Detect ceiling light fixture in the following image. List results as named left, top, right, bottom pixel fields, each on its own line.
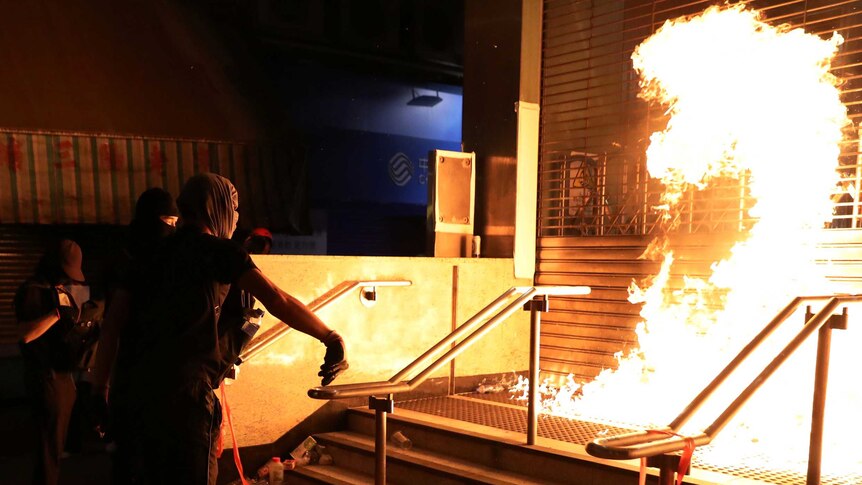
left=407, top=88, right=443, bottom=107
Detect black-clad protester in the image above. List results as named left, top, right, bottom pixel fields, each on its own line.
left=93, top=173, right=348, bottom=485
left=16, top=239, right=95, bottom=485
left=103, top=187, right=179, bottom=308
left=98, top=187, right=179, bottom=484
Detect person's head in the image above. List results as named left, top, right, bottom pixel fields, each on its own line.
left=244, top=227, right=273, bottom=255
left=135, top=187, right=179, bottom=227
left=35, top=238, right=85, bottom=285
left=176, top=173, right=239, bottom=239
left=130, top=187, right=179, bottom=244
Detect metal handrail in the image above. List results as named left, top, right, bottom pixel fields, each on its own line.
left=306, top=284, right=590, bottom=485
left=586, top=294, right=862, bottom=485
left=307, top=285, right=591, bottom=400
left=239, top=279, right=412, bottom=363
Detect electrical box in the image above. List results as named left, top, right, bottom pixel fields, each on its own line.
left=427, top=149, right=476, bottom=257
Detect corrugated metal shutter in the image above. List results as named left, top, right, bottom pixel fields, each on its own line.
left=537, top=0, right=862, bottom=383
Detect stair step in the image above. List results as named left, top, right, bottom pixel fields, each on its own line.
left=345, top=404, right=642, bottom=484
left=288, top=462, right=372, bottom=485
left=313, top=430, right=551, bottom=485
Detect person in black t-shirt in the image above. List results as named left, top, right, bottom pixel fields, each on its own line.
left=97, top=187, right=179, bottom=484
left=93, top=173, right=348, bottom=485
left=16, top=239, right=89, bottom=485
left=103, top=187, right=178, bottom=309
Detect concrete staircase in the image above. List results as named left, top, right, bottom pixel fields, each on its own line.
left=284, top=398, right=647, bottom=485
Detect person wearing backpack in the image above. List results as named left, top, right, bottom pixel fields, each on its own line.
left=16, top=238, right=97, bottom=485
left=93, top=173, right=348, bottom=485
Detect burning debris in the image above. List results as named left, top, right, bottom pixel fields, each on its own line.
left=475, top=372, right=524, bottom=394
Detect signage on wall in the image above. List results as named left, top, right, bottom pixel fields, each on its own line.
left=387, top=152, right=413, bottom=186
left=308, top=128, right=458, bottom=205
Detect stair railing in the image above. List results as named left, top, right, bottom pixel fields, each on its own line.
left=586, top=294, right=862, bottom=485
left=239, top=279, right=412, bottom=363
left=307, top=285, right=591, bottom=485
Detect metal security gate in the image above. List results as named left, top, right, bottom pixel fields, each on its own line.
left=536, top=0, right=862, bottom=383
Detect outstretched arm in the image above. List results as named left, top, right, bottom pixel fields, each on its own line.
left=237, top=268, right=348, bottom=385
left=237, top=268, right=330, bottom=339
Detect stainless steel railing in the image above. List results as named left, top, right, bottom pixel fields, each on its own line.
left=586, top=294, right=862, bottom=485
left=307, top=285, right=591, bottom=485
left=239, top=279, right=412, bottom=363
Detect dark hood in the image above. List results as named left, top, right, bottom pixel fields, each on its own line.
left=176, top=173, right=238, bottom=239
left=129, top=187, right=177, bottom=254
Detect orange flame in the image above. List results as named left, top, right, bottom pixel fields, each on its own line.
left=515, top=4, right=860, bottom=477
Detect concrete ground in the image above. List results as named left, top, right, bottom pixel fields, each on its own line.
left=0, top=399, right=112, bottom=485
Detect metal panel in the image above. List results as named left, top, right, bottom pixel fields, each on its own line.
left=396, top=393, right=861, bottom=484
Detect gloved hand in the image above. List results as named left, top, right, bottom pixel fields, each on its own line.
left=55, top=306, right=80, bottom=330
left=318, top=330, right=348, bottom=386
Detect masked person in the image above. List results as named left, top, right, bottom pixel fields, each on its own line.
left=97, top=187, right=179, bottom=484
left=104, top=187, right=179, bottom=308
left=94, top=173, right=348, bottom=485
left=16, top=239, right=93, bottom=485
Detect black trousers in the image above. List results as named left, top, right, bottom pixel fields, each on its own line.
left=124, top=378, right=222, bottom=485
left=26, top=370, right=76, bottom=485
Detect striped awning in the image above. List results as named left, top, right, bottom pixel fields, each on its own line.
left=0, top=130, right=302, bottom=229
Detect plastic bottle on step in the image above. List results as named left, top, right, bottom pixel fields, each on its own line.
left=268, top=457, right=284, bottom=485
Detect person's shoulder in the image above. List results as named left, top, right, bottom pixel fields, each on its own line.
left=213, top=235, right=250, bottom=260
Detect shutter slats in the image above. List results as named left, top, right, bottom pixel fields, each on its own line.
left=538, top=0, right=862, bottom=387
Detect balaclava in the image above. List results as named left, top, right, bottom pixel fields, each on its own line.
left=129, top=187, right=179, bottom=253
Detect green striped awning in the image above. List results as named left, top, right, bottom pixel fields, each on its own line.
left=0, top=130, right=298, bottom=229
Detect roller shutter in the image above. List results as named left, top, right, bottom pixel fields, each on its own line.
left=537, top=0, right=862, bottom=383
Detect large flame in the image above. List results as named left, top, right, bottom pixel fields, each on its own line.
left=514, top=4, right=860, bottom=478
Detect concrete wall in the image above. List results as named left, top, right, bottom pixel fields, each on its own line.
left=223, top=255, right=531, bottom=447
left=0, top=1, right=268, bottom=140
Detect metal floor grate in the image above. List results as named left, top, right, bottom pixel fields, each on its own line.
left=396, top=392, right=859, bottom=485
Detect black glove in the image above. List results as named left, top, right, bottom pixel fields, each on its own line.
left=318, top=330, right=348, bottom=386
left=54, top=306, right=80, bottom=335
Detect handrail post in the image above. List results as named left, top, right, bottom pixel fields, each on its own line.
left=646, top=455, right=686, bottom=485
left=369, top=395, right=394, bottom=485
left=525, top=294, right=549, bottom=446
left=807, top=307, right=848, bottom=485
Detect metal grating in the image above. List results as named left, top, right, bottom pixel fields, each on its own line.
left=396, top=392, right=861, bottom=485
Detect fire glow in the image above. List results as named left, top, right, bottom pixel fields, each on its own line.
left=513, top=5, right=862, bottom=477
